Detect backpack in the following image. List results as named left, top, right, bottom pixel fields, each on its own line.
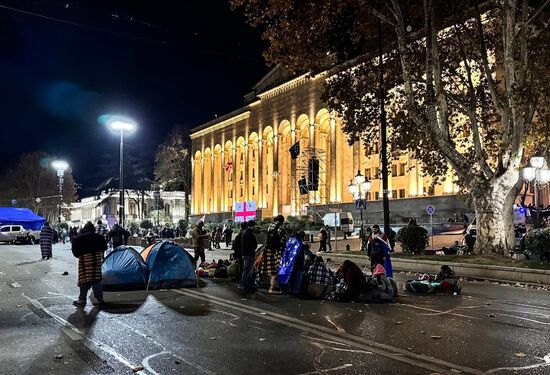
left=266, top=228, right=281, bottom=249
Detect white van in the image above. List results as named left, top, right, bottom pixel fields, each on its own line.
left=322, top=212, right=354, bottom=235
left=466, top=205, right=526, bottom=237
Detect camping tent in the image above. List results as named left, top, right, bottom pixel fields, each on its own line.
left=102, top=246, right=148, bottom=291
left=0, top=207, right=46, bottom=230
left=141, top=241, right=196, bottom=289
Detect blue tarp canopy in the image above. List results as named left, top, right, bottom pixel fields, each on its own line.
left=141, top=241, right=196, bottom=290
left=0, top=207, right=46, bottom=230
left=102, top=246, right=148, bottom=291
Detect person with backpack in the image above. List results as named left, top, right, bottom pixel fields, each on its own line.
left=261, top=215, right=287, bottom=294
left=232, top=222, right=248, bottom=275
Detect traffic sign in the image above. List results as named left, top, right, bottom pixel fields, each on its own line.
left=426, top=205, right=435, bottom=215
left=355, top=199, right=366, bottom=209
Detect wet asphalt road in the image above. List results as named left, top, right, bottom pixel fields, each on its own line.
left=1, top=243, right=549, bottom=375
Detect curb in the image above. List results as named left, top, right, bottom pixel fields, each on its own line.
left=324, top=252, right=550, bottom=286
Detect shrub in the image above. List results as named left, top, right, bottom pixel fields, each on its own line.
left=397, top=225, right=429, bottom=254
left=525, top=228, right=550, bottom=262
left=140, top=219, right=153, bottom=229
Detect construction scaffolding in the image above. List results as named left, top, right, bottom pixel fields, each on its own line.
left=291, top=147, right=329, bottom=220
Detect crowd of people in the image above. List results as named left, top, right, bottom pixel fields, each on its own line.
left=224, top=215, right=396, bottom=302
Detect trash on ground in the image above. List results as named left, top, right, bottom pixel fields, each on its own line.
left=132, top=364, right=144, bottom=372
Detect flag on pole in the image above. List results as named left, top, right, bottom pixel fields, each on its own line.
left=289, top=140, right=300, bottom=159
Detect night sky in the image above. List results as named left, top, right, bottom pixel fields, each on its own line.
left=0, top=0, right=268, bottom=196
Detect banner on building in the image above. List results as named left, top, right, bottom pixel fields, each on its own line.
left=233, top=200, right=256, bottom=223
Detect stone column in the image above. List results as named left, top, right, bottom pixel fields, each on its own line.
left=244, top=143, right=249, bottom=201
left=273, top=135, right=279, bottom=216
left=191, top=157, right=195, bottom=214
left=232, top=145, right=236, bottom=210
left=290, top=128, right=297, bottom=215
left=210, top=152, right=215, bottom=213
left=258, top=139, right=264, bottom=209
left=201, top=155, right=206, bottom=214
left=221, top=150, right=225, bottom=212
left=330, top=114, right=338, bottom=202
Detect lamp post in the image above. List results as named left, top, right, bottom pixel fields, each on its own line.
left=51, top=160, right=69, bottom=224
left=108, top=118, right=136, bottom=228
left=348, top=170, right=371, bottom=238
left=522, top=156, right=550, bottom=227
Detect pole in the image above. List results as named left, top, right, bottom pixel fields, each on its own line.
left=430, top=213, right=434, bottom=251
left=378, top=1, right=391, bottom=236
left=534, top=181, right=540, bottom=226
left=58, top=175, right=63, bottom=224
left=119, top=129, right=125, bottom=227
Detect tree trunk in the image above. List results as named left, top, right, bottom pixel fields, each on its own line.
left=471, top=175, right=518, bottom=256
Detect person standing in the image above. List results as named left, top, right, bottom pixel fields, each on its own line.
left=318, top=227, right=328, bottom=252
left=96, top=220, right=108, bottom=240
left=223, top=225, right=233, bottom=248
left=71, top=222, right=107, bottom=307
left=191, top=220, right=210, bottom=267
left=232, top=222, right=247, bottom=274
left=240, top=220, right=258, bottom=293
left=367, top=224, right=393, bottom=278
left=39, top=222, right=54, bottom=260
left=108, top=223, right=130, bottom=249
left=261, top=215, right=287, bottom=294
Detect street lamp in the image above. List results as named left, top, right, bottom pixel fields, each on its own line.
left=348, top=170, right=371, bottom=238
left=107, top=118, right=136, bottom=228
left=522, top=156, right=550, bottom=227
left=51, top=160, right=69, bottom=224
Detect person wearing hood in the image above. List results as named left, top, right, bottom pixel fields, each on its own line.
left=367, top=264, right=395, bottom=302
left=335, top=260, right=368, bottom=302
left=108, top=223, right=130, bottom=249
left=71, top=222, right=107, bottom=307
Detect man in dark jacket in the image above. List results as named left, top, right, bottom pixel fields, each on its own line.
left=232, top=222, right=247, bottom=274
left=71, top=222, right=107, bottom=307
left=240, top=220, right=258, bottom=293
left=108, top=223, right=130, bottom=249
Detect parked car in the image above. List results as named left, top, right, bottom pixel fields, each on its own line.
left=0, top=225, right=40, bottom=244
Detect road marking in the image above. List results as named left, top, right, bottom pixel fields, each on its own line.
left=10, top=282, right=21, bottom=288
left=496, top=313, right=550, bottom=326
left=142, top=351, right=167, bottom=375
left=19, top=312, right=33, bottom=322
left=21, top=293, right=146, bottom=374
left=298, top=363, right=353, bottom=374
left=62, top=326, right=83, bottom=341
left=395, top=303, right=481, bottom=320
left=174, top=289, right=484, bottom=375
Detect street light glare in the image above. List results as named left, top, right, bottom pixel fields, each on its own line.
left=530, top=156, right=545, bottom=169
left=51, top=160, right=69, bottom=170
left=110, top=120, right=136, bottom=132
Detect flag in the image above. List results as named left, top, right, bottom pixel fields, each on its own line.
left=289, top=140, right=300, bottom=159
left=224, top=160, right=233, bottom=173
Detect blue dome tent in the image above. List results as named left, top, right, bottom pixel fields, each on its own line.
left=141, top=241, right=196, bottom=290
left=102, top=246, right=148, bottom=291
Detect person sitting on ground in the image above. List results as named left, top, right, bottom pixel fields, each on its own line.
left=333, top=260, right=368, bottom=302
left=435, top=265, right=461, bottom=294
left=366, top=264, right=395, bottom=302
left=304, top=256, right=334, bottom=299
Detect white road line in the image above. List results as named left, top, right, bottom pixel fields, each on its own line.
left=19, top=312, right=33, bottom=322
left=21, top=293, right=146, bottom=374
left=496, top=313, right=550, bottom=326
left=142, top=351, right=167, bottom=375
left=174, top=289, right=484, bottom=375
left=487, top=362, right=550, bottom=373
left=395, top=303, right=481, bottom=320
left=298, top=363, right=353, bottom=374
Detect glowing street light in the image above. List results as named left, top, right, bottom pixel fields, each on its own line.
left=522, top=156, right=550, bottom=226
left=107, top=117, right=136, bottom=227
left=51, top=160, right=69, bottom=224
left=348, top=170, right=371, bottom=239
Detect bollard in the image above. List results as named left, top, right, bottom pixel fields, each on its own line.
left=346, top=244, right=350, bottom=251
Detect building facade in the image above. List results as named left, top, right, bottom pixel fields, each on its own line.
left=69, top=190, right=187, bottom=228
left=190, top=67, right=467, bottom=223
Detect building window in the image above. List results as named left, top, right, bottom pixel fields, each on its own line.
left=374, top=191, right=380, bottom=200
left=365, top=168, right=371, bottom=180
left=399, top=163, right=406, bottom=176
left=391, top=165, right=397, bottom=176
left=252, top=186, right=255, bottom=195
left=240, top=153, right=244, bottom=163
left=240, top=188, right=243, bottom=197
left=252, top=168, right=255, bottom=178
left=373, top=167, right=380, bottom=179
left=424, top=186, right=435, bottom=196
left=392, top=189, right=397, bottom=198
left=229, top=191, right=232, bottom=198
left=399, top=189, right=406, bottom=198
